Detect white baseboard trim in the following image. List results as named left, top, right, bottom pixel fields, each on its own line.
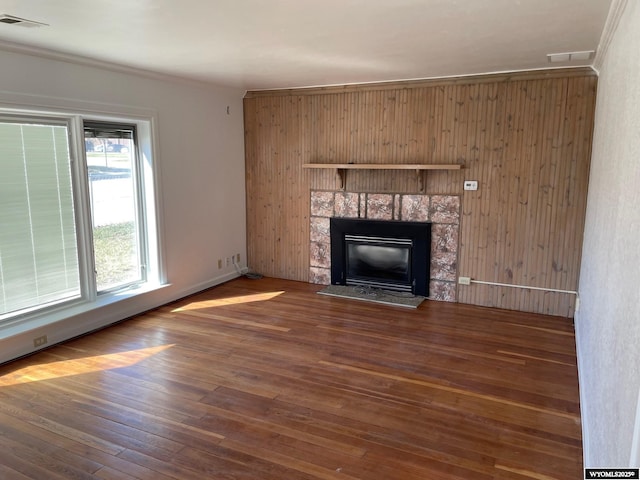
left=574, top=315, right=590, bottom=468
left=630, top=387, right=640, bottom=466
left=0, top=270, right=244, bottom=365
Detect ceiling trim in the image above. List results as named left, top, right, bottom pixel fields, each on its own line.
left=0, top=39, right=237, bottom=92
left=593, top=0, right=628, bottom=73
left=245, top=67, right=597, bottom=98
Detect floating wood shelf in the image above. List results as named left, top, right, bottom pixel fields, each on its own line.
left=302, top=163, right=463, bottom=191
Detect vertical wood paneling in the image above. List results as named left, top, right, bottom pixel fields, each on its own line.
left=244, top=70, right=597, bottom=316
left=244, top=95, right=311, bottom=280
left=455, top=74, right=596, bottom=316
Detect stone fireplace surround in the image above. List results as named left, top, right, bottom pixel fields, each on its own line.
left=309, top=191, right=460, bottom=302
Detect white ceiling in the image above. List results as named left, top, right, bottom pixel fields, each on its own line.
left=0, top=0, right=612, bottom=91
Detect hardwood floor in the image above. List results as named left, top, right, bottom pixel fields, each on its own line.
left=0, top=277, right=582, bottom=479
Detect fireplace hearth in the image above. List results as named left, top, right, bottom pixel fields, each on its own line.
left=330, top=218, right=431, bottom=297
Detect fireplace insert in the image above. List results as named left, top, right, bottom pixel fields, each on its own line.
left=330, top=218, right=431, bottom=296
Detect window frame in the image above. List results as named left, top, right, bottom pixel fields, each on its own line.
left=83, top=120, right=148, bottom=294
left=0, top=106, right=165, bottom=330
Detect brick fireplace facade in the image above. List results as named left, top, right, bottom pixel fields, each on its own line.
left=309, top=191, right=460, bottom=302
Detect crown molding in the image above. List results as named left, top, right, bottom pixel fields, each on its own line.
left=593, top=0, right=629, bottom=74
left=245, top=67, right=597, bottom=98
left=0, top=39, right=236, bottom=92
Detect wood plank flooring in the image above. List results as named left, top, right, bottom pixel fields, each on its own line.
left=0, top=277, right=582, bottom=479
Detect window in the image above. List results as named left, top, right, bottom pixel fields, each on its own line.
left=84, top=123, right=145, bottom=292
left=0, top=119, right=80, bottom=315
left=0, top=111, right=160, bottom=324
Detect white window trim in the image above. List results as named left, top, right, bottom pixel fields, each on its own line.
left=0, top=96, right=167, bottom=336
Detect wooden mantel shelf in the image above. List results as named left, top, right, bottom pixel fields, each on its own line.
left=302, top=163, right=463, bottom=191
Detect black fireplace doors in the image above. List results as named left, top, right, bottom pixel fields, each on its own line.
left=330, top=218, right=431, bottom=296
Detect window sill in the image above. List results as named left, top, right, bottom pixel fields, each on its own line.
left=0, top=282, right=170, bottom=340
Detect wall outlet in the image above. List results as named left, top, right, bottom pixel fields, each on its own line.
left=226, top=257, right=231, bottom=267
left=33, top=335, right=48, bottom=348
left=458, top=276, right=471, bottom=285
left=217, top=259, right=222, bottom=269
left=235, top=253, right=241, bottom=263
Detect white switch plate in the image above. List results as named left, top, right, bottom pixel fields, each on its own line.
left=458, top=276, right=471, bottom=285
left=464, top=180, right=478, bottom=191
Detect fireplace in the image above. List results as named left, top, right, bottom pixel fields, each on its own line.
left=310, top=191, right=460, bottom=302
left=330, top=218, right=431, bottom=296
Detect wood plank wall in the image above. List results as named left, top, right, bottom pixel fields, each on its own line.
left=244, top=69, right=597, bottom=317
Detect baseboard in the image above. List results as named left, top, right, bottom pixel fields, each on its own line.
left=0, top=271, right=243, bottom=365
left=574, top=316, right=590, bottom=468
left=630, top=388, right=640, bottom=466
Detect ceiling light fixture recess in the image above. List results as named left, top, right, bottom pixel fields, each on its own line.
left=0, top=14, right=48, bottom=28
left=547, top=50, right=595, bottom=63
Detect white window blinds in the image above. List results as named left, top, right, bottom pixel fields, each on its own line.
left=0, top=120, right=80, bottom=315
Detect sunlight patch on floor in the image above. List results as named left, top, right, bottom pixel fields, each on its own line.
left=0, top=344, right=174, bottom=386
left=171, top=291, right=285, bottom=312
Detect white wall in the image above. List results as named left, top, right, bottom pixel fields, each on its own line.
left=0, top=49, right=247, bottom=363
left=576, top=0, right=640, bottom=468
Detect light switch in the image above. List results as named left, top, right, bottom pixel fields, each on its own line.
left=464, top=180, right=478, bottom=191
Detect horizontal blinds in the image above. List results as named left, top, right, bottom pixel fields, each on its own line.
left=0, top=120, right=80, bottom=315
left=84, top=123, right=135, bottom=138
